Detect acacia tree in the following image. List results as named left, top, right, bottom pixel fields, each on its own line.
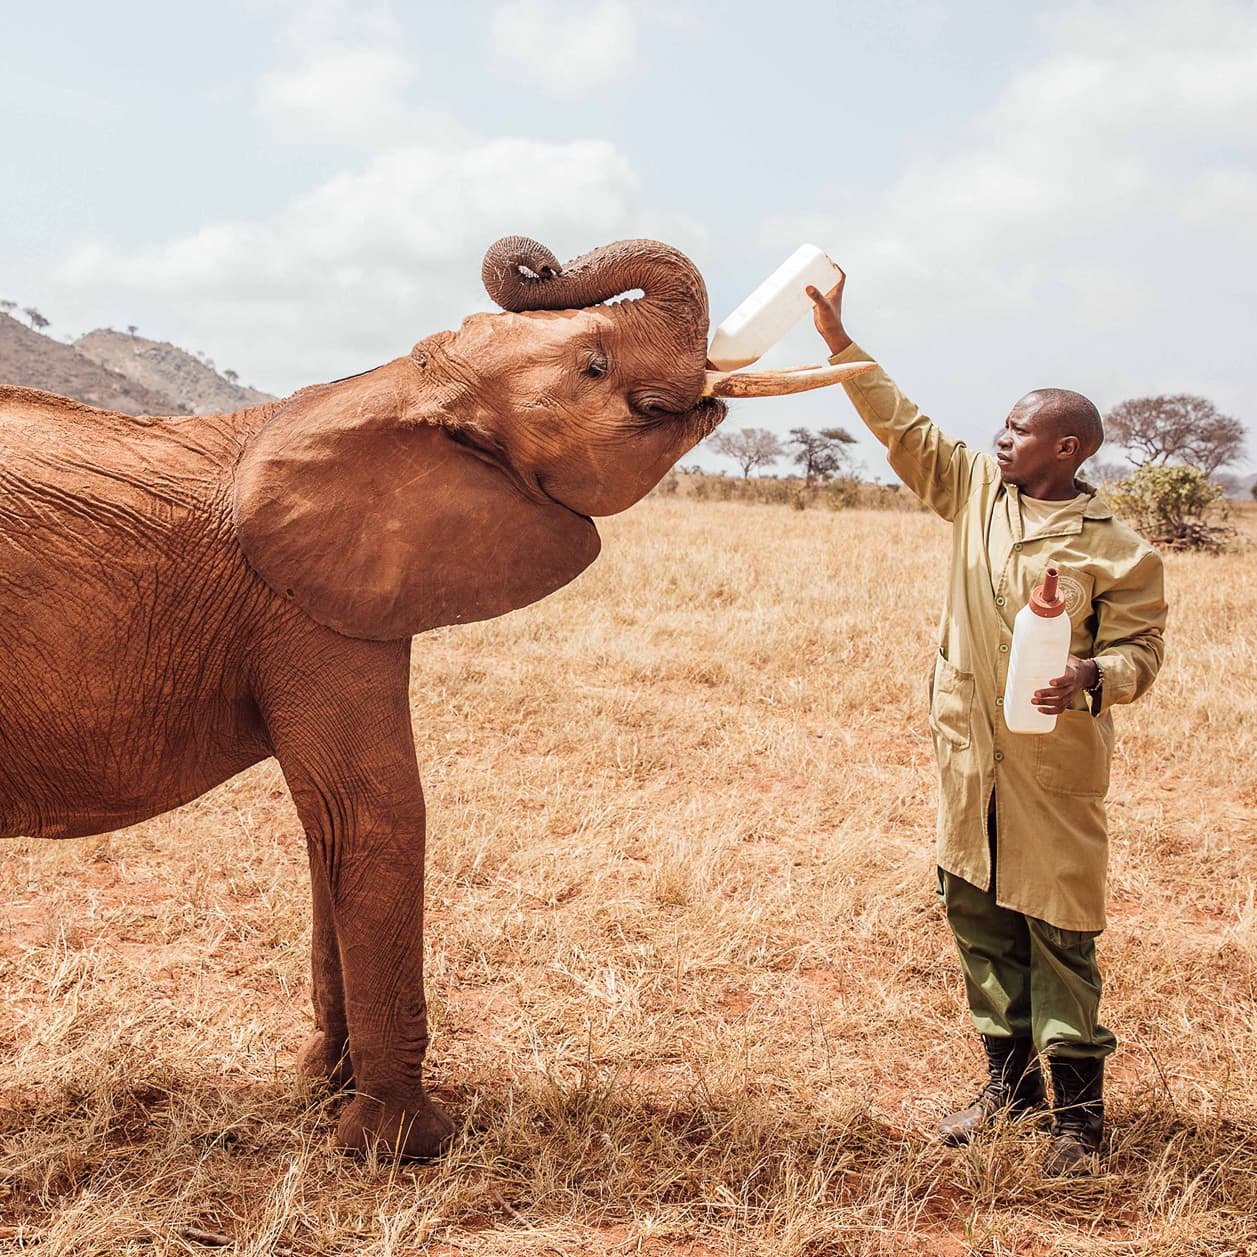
left=787, top=426, right=856, bottom=484
left=0, top=299, right=15, bottom=314
left=23, top=307, right=50, bottom=332
left=1106, top=394, right=1246, bottom=477
left=708, top=426, right=784, bottom=478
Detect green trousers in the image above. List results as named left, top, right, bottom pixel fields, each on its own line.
left=939, top=825, right=1117, bottom=1061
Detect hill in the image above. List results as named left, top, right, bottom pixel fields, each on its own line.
left=0, top=313, right=276, bottom=416
left=0, top=312, right=184, bottom=415
left=74, top=329, right=274, bottom=414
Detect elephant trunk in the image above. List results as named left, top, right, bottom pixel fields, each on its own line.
left=481, top=237, right=710, bottom=413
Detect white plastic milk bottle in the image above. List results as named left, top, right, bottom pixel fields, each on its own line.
left=1003, top=567, right=1072, bottom=735
left=707, top=244, right=844, bottom=371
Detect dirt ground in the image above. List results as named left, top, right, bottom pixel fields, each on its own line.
left=2, top=500, right=1254, bottom=1255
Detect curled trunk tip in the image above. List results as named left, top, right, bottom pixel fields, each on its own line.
left=480, top=236, right=708, bottom=329
left=481, top=237, right=562, bottom=309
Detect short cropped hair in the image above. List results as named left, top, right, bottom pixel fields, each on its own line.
left=1026, top=388, right=1104, bottom=463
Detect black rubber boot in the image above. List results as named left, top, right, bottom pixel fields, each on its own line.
left=1044, top=1057, right=1105, bottom=1176
left=939, top=1035, right=1046, bottom=1146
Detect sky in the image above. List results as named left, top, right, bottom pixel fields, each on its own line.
left=3, top=0, right=1254, bottom=481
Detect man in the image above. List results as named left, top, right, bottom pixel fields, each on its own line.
left=808, top=271, right=1166, bottom=1175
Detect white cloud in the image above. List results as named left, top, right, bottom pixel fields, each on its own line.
left=1034, top=0, right=1257, bottom=140
left=1058, top=263, right=1146, bottom=333
left=58, top=138, right=658, bottom=393
left=1183, top=170, right=1257, bottom=239
left=487, top=0, right=638, bottom=98
left=258, top=49, right=412, bottom=141
left=786, top=11, right=1240, bottom=245
left=747, top=0, right=1257, bottom=474
left=258, top=0, right=401, bottom=55
left=761, top=0, right=1257, bottom=347
left=251, top=1, right=460, bottom=148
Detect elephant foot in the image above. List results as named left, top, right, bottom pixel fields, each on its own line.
left=336, top=1093, right=455, bottom=1161
left=298, top=1030, right=354, bottom=1090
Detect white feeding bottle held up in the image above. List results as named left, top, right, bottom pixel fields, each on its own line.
left=707, top=244, right=844, bottom=371
left=1003, top=567, right=1073, bottom=735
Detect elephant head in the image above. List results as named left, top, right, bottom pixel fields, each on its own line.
left=468, top=235, right=726, bottom=518
left=234, top=236, right=870, bottom=642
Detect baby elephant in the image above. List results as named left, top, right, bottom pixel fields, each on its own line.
left=0, top=236, right=869, bottom=1157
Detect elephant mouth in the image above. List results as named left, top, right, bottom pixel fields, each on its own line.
left=677, top=395, right=728, bottom=445
left=631, top=394, right=727, bottom=440
left=692, top=396, right=728, bottom=438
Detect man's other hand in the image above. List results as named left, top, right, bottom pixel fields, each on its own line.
left=807, top=271, right=853, bottom=356
left=1034, top=657, right=1101, bottom=715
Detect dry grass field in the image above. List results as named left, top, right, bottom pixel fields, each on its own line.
left=2, top=497, right=1255, bottom=1256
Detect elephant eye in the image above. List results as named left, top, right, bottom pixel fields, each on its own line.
left=585, top=353, right=608, bottom=379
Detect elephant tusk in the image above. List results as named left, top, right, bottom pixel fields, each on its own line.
left=701, top=360, right=877, bottom=398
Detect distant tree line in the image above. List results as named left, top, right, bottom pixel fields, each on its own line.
left=705, top=424, right=858, bottom=481
left=706, top=396, right=1246, bottom=486
left=697, top=391, right=1249, bottom=551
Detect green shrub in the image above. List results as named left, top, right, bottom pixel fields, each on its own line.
left=688, top=474, right=737, bottom=502
left=823, top=475, right=863, bottom=510
left=1104, top=464, right=1233, bottom=551
left=748, top=478, right=792, bottom=506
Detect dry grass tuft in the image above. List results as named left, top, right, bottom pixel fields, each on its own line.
left=2, top=499, right=1255, bottom=1255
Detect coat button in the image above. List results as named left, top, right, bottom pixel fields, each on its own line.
left=999, top=643, right=1009, bottom=653
left=1014, top=542, right=1023, bottom=550
left=996, top=596, right=1006, bottom=606
left=994, top=751, right=1004, bottom=761
left=996, top=697, right=1004, bottom=706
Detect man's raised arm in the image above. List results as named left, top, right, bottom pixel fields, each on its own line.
left=808, top=272, right=985, bottom=522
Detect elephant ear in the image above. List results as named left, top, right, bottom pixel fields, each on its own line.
left=232, top=374, right=601, bottom=641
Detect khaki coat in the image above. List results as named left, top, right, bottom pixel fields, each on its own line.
left=833, top=344, right=1167, bottom=931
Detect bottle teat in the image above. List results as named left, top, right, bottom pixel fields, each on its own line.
left=1029, top=567, right=1066, bottom=618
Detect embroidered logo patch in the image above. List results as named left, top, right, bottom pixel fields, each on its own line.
left=1056, top=573, right=1087, bottom=617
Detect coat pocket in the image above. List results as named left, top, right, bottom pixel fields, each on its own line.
left=1034, top=709, right=1114, bottom=798
left=929, top=651, right=975, bottom=750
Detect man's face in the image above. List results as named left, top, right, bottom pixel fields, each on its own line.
left=994, top=394, right=1072, bottom=488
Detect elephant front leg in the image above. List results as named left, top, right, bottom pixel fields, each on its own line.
left=263, top=634, right=454, bottom=1160
left=327, top=827, right=453, bottom=1160
left=298, top=854, right=353, bottom=1090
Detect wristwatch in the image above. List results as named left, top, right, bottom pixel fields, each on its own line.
left=1086, top=661, right=1105, bottom=696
